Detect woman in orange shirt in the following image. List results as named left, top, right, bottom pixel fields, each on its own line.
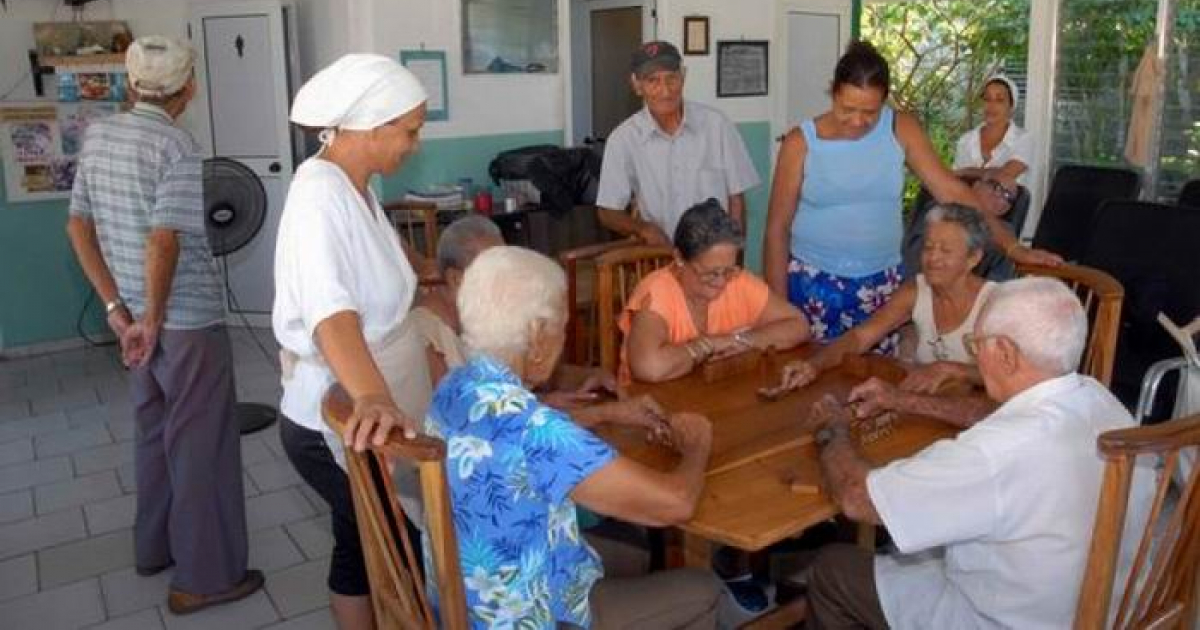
left=620, top=198, right=810, bottom=383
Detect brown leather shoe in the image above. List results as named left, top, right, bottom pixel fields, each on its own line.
left=167, top=569, right=265, bottom=615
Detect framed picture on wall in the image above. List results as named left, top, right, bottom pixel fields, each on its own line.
left=400, top=50, right=449, bottom=122
left=683, top=16, right=710, bottom=56
left=716, top=40, right=768, bottom=98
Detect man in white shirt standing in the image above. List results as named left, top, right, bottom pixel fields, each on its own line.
left=804, top=276, right=1151, bottom=629
left=596, top=41, right=760, bottom=245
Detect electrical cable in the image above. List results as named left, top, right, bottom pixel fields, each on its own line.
left=221, top=254, right=281, bottom=375
left=75, top=288, right=117, bottom=347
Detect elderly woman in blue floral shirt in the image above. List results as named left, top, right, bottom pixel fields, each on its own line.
left=426, top=246, right=720, bottom=629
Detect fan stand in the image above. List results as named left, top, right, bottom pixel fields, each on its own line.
left=204, top=160, right=279, bottom=436
left=237, top=402, right=278, bottom=434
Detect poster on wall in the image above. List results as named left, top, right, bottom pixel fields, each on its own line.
left=0, top=102, right=117, bottom=203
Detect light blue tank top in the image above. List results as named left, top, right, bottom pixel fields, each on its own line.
left=790, top=106, right=905, bottom=277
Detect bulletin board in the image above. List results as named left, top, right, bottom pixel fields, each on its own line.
left=0, top=101, right=117, bottom=203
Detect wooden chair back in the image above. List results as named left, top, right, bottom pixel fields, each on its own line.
left=1016, top=262, right=1124, bottom=387
left=322, top=385, right=468, bottom=630
left=1075, top=413, right=1200, bottom=629
left=559, top=237, right=640, bottom=364
left=383, top=201, right=440, bottom=260
left=594, top=244, right=675, bottom=373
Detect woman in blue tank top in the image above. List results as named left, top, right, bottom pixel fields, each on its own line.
left=763, top=41, right=1059, bottom=349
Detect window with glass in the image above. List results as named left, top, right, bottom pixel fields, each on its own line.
left=462, top=0, right=559, bottom=74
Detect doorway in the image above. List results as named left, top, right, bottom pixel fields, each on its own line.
left=568, top=0, right=656, bottom=145
left=770, top=0, right=851, bottom=163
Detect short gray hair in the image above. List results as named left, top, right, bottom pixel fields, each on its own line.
left=924, top=203, right=990, bottom=253
left=977, top=277, right=1087, bottom=375
left=436, top=215, right=503, bottom=274
left=673, top=198, right=743, bottom=260
left=457, top=246, right=566, bottom=358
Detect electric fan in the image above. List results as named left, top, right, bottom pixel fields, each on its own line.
left=203, top=156, right=278, bottom=434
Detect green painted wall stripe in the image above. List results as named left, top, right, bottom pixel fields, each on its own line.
left=736, top=121, right=772, bottom=275
left=852, top=0, right=862, bottom=40
left=382, top=130, right=565, bottom=200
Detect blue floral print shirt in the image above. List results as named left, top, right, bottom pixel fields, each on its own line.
left=425, top=354, right=616, bottom=629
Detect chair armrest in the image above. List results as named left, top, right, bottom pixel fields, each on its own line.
left=558, top=237, right=641, bottom=265
left=1098, top=413, right=1200, bottom=458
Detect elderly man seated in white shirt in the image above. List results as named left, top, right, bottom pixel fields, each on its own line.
left=802, top=276, right=1153, bottom=630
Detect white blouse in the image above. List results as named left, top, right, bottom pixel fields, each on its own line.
left=272, top=158, right=416, bottom=433
left=911, top=275, right=995, bottom=365
left=952, top=122, right=1033, bottom=186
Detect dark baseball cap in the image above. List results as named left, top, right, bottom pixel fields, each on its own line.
left=631, top=41, right=682, bottom=76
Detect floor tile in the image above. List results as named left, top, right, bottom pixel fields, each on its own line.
left=74, top=442, right=136, bottom=476
left=0, top=577, right=105, bottom=630
left=0, top=508, right=86, bottom=558
left=30, top=386, right=101, bottom=416
left=160, top=590, right=278, bottom=630
left=0, top=411, right=69, bottom=444
left=239, top=435, right=277, bottom=467
left=0, top=489, right=34, bottom=524
left=246, top=488, right=317, bottom=532
left=85, top=608, right=165, bottom=630
left=284, top=517, right=332, bottom=561
left=85, top=493, right=137, bottom=536
left=37, top=528, right=135, bottom=588
left=260, top=606, right=334, bottom=630
left=0, top=554, right=38, bottom=602
left=35, top=422, right=113, bottom=458
left=100, top=566, right=173, bottom=619
left=264, top=559, right=328, bottom=618
left=0, top=456, right=73, bottom=494
left=249, top=526, right=305, bottom=574
left=0, top=400, right=32, bottom=423
left=35, top=471, right=123, bottom=515
left=0, top=437, right=34, bottom=466
left=247, top=458, right=303, bottom=493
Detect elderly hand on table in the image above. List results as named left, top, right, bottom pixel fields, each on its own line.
left=898, top=362, right=961, bottom=394
left=846, top=378, right=903, bottom=419
left=665, top=411, right=713, bottom=454
left=569, top=394, right=672, bottom=443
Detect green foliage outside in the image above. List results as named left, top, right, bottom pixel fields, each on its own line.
left=862, top=0, right=1198, bottom=201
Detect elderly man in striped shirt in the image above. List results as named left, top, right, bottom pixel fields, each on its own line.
left=65, top=35, right=261, bottom=615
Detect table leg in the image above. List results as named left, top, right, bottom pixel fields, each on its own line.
left=856, top=522, right=876, bottom=550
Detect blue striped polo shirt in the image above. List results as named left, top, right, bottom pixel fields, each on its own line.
left=69, top=102, right=224, bottom=330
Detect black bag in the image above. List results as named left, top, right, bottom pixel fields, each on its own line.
left=487, top=145, right=560, bottom=184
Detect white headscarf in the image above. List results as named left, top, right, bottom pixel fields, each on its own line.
left=290, top=54, right=428, bottom=145
left=985, top=74, right=1020, bottom=110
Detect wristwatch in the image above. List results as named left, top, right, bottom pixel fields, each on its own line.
left=814, top=426, right=836, bottom=448
left=733, top=329, right=754, bottom=349
left=104, top=297, right=127, bottom=315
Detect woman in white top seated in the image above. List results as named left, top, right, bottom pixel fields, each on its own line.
left=952, top=75, right=1033, bottom=185
left=778, top=204, right=997, bottom=427
left=272, top=54, right=428, bottom=630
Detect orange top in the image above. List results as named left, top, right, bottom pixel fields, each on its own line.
left=618, top=267, right=771, bottom=383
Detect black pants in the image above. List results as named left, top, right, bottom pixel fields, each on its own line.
left=279, top=416, right=423, bottom=596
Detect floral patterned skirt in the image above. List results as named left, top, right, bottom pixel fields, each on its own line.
left=786, top=257, right=905, bottom=354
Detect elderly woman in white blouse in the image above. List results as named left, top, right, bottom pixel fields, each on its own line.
left=775, top=204, right=998, bottom=427
left=272, top=54, right=428, bottom=630
left=953, top=75, right=1033, bottom=185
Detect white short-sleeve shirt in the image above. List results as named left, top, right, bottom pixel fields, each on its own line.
left=272, top=158, right=417, bottom=433
left=596, top=100, right=760, bottom=237
left=953, top=122, right=1034, bottom=186
left=867, top=373, right=1152, bottom=630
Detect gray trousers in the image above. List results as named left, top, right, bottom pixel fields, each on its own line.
left=806, top=544, right=889, bottom=630
left=130, top=325, right=248, bottom=595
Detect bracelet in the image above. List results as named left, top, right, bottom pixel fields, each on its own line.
left=104, top=297, right=127, bottom=315
left=734, top=329, right=755, bottom=349
left=683, top=341, right=702, bottom=364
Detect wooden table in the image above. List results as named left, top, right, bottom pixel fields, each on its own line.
left=596, top=347, right=958, bottom=567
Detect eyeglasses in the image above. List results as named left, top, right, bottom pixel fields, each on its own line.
left=981, top=179, right=1017, bottom=205
left=689, top=262, right=741, bottom=285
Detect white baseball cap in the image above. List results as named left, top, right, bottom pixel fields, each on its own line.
left=126, top=36, right=195, bottom=98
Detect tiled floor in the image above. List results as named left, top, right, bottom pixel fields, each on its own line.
left=0, top=329, right=337, bottom=630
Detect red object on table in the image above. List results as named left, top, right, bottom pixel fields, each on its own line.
left=474, top=190, right=493, bottom=216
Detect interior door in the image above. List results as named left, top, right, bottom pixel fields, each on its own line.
left=188, top=0, right=297, bottom=319
left=771, top=0, right=852, bottom=164
left=591, top=7, right=643, bottom=140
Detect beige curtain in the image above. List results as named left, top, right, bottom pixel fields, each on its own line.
left=1124, top=44, right=1162, bottom=168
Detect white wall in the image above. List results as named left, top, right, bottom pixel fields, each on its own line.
left=656, top=0, right=776, bottom=124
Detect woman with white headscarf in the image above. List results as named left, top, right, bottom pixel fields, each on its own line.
left=272, top=54, right=427, bottom=630
left=952, top=75, right=1034, bottom=185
